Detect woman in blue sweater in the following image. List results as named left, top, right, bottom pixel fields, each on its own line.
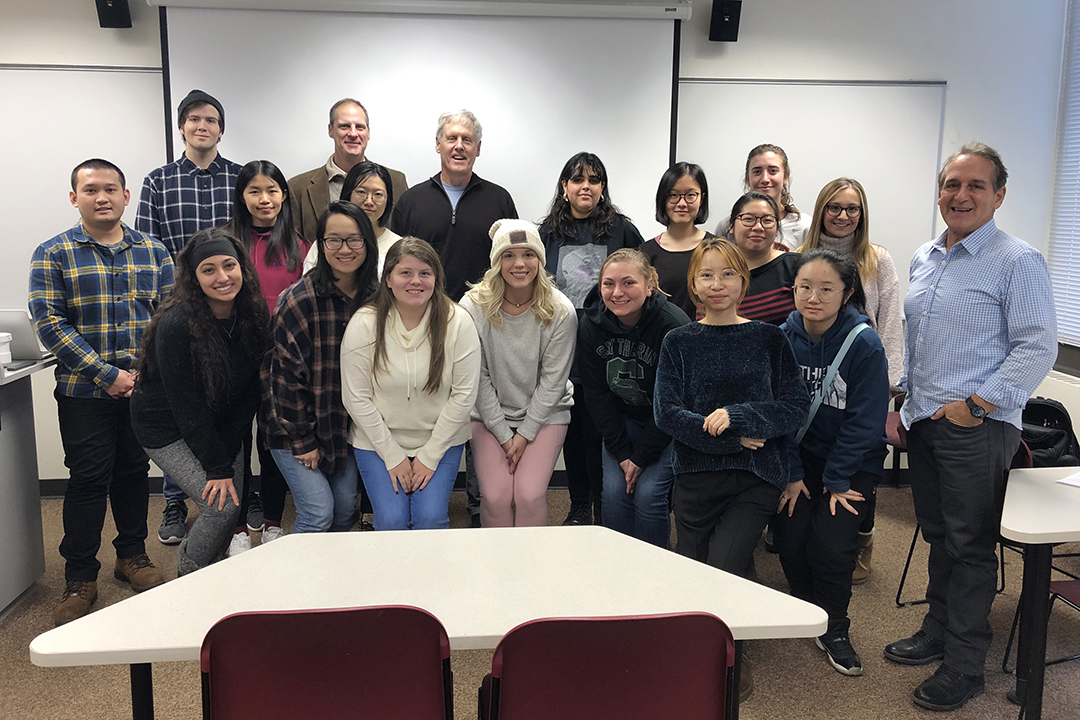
left=654, top=237, right=809, bottom=577
left=777, top=249, right=890, bottom=677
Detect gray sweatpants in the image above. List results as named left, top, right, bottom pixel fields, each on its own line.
left=145, top=440, right=244, bottom=575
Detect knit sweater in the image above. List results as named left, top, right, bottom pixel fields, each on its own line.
left=654, top=320, right=810, bottom=489
left=341, top=302, right=480, bottom=470
left=458, top=290, right=576, bottom=444
left=815, top=233, right=904, bottom=387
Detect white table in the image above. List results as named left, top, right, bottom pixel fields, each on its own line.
left=31, top=526, right=827, bottom=719
left=999, top=466, right=1080, bottom=720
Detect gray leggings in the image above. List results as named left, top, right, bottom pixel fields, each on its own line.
left=145, top=440, right=244, bottom=575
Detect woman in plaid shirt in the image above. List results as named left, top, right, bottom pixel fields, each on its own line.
left=261, top=202, right=380, bottom=533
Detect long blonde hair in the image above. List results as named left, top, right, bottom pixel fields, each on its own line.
left=465, top=257, right=563, bottom=329
left=799, top=177, right=879, bottom=282
left=365, top=237, right=452, bottom=394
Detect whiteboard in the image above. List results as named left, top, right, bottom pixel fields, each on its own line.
left=166, top=8, right=675, bottom=231
left=0, top=66, right=167, bottom=481
left=676, top=80, right=946, bottom=298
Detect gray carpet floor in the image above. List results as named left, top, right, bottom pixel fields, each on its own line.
left=3, top=486, right=1079, bottom=719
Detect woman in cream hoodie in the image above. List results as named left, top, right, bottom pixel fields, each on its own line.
left=341, top=237, right=480, bottom=530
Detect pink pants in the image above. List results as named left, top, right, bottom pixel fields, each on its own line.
left=470, top=421, right=567, bottom=527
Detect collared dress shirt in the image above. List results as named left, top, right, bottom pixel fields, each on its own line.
left=901, top=219, right=1057, bottom=430
left=135, top=154, right=242, bottom=255
left=29, top=223, right=175, bottom=399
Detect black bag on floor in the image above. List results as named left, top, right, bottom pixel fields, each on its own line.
left=1022, top=396, right=1080, bottom=467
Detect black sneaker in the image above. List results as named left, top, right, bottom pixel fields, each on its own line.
left=816, top=634, right=864, bottom=676
left=562, top=503, right=591, bottom=526
left=246, top=489, right=264, bottom=532
left=157, top=499, right=188, bottom=545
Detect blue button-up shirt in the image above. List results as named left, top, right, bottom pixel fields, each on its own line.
left=901, top=219, right=1057, bottom=430
left=135, top=154, right=242, bottom=256
left=29, top=223, right=174, bottom=399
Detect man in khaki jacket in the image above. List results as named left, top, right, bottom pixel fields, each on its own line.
left=287, top=98, right=408, bottom=241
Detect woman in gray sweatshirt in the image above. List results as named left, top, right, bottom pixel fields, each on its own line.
left=459, top=219, right=576, bottom=527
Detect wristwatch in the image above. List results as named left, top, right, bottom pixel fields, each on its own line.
left=965, top=396, right=987, bottom=419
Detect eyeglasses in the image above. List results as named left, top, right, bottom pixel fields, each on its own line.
left=793, top=284, right=841, bottom=301
left=323, top=236, right=366, bottom=250
left=735, top=213, right=777, bottom=229
left=667, top=191, right=701, bottom=204
left=696, top=269, right=742, bottom=284
left=824, top=204, right=862, bottom=218
left=352, top=188, right=387, bottom=203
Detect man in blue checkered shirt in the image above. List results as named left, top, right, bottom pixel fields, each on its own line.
left=135, top=89, right=242, bottom=542
left=884, top=143, right=1057, bottom=711
left=31, top=159, right=174, bottom=625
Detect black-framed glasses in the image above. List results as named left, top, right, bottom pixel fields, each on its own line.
left=735, top=213, right=777, bottom=229
left=323, top=236, right=366, bottom=250
left=824, top=204, right=862, bottom=218
left=667, top=191, right=701, bottom=204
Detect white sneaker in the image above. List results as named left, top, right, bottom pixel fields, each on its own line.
left=227, top=531, right=252, bottom=557
left=262, top=525, right=285, bottom=544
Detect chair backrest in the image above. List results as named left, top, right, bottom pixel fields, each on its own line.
left=488, top=612, right=735, bottom=720
left=201, top=605, right=452, bottom=720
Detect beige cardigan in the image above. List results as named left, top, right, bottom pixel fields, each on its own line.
left=341, top=302, right=480, bottom=470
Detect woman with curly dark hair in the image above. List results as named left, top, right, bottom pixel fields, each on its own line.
left=131, top=227, right=270, bottom=575
left=539, top=151, right=643, bottom=526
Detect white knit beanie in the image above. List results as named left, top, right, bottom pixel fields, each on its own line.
left=488, top=218, right=546, bottom=268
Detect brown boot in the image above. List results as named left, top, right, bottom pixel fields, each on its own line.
left=114, top=553, right=166, bottom=592
left=54, top=580, right=97, bottom=626
left=852, top=531, right=874, bottom=585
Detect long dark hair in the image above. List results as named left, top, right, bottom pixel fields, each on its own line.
left=138, top=228, right=270, bottom=409
left=793, top=248, right=868, bottom=315
left=340, top=161, right=395, bottom=229
left=310, top=201, right=380, bottom=314
left=226, top=160, right=303, bottom=272
left=365, top=237, right=453, bottom=394
left=539, top=152, right=622, bottom=244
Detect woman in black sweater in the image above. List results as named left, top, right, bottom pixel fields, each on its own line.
left=539, top=151, right=643, bottom=525
left=131, top=228, right=269, bottom=575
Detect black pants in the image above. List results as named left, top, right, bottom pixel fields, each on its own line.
left=563, top=382, right=603, bottom=508
left=908, top=417, right=1020, bottom=676
left=56, top=393, right=150, bottom=582
left=673, top=468, right=780, bottom=580
left=775, top=469, right=878, bottom=635
left=241, top=429, right=288, bottom=525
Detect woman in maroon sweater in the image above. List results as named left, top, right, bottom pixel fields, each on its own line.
left=726, top=191, right=800, bottom=326
left=224, top=160, right=310, bottom=552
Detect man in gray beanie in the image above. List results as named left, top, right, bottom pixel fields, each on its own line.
left=134, top=89, right=246, bottom=545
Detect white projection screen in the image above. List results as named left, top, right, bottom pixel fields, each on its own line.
left=165, top=8, right=675, bottom=234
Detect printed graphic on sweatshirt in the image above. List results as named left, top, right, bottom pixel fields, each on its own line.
left=803, top=365, right=848, bottom=411
left=597, top=338, right=658, bottom=407
left=558, top=244, right=608, bottom=308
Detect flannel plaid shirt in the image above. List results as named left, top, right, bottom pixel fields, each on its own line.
left=29, top=223, right=174, bottom=399
left=135, top=154, right=242, bottom=255
left=261, top=275, right=354, bottom=475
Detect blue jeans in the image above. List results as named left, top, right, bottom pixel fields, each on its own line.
left=161, top=473, right=187, bottom=503
left=271, top=449, right=358, bottom=533
left=601, top=419, right=674, bottom=548
left=353, top=445, right=464, bottom=530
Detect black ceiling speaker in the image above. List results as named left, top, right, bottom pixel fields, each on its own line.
left=96, top=0, right=133, bottom=29
left=709, top=1, right=742, bottom=42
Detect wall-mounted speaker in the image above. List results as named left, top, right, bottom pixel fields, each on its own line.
left=709, top=1, right=741, bottom=43
left=96, top=0, right=132, bottom=29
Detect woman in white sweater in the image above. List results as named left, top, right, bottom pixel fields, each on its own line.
left=797, top=177, right=903, bottom=585
left=459, top=219, right=576, bottom=527
left=341, top=237, right=480, bottom=530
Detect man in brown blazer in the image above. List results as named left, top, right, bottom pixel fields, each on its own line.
left=287, top=98, right=408, bottom=241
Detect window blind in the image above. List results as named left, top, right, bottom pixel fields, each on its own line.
left=1049, top=0, right=1080, bottom=346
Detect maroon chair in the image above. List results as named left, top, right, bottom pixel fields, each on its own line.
left=479, top=613, right=735, bottom=720
left=884, top=392, right=907, bottom=486
left=201, top=605, right=453, bottom=720
left=1004, top=579, right=1080, bottom=674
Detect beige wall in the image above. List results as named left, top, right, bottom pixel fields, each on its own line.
left=0, top=0, right=160, bottom=67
